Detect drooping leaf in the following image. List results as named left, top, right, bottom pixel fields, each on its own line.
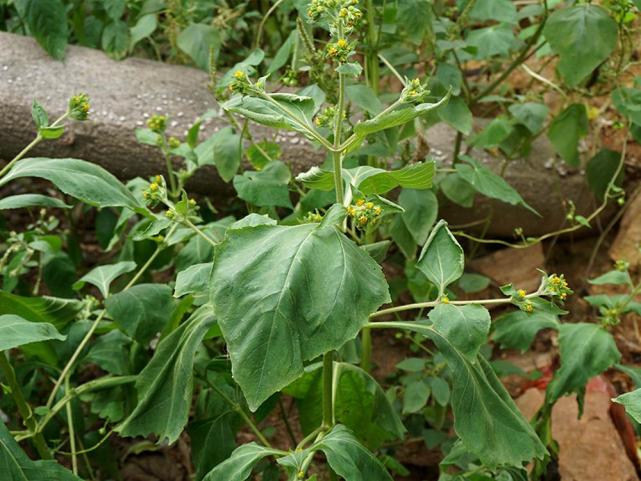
left=210, top=206, right=390, bottom=410
left=455, top=156, right=538, bottom=214
left=233, top=161, right=292, bottom=208
left=589, top=270, right=631, bottom=286
left=314, top=425, right=393, bottom=481
left=470, top=0, right=517, bottom=24
left=0, top=314, right=65, bottom=351
left=613, top=388, right=641, bottom=423
left=0, top=158, right=146, bottom=214
left=466, top=24, right=517, bottom=59
left=0, top=194, right=70, bottom=210
left=267, top=30, right=296, bottom=75
left=438, top=96, right=473, bottom=135
left=428, top=304, right=491, bottom=360
left=545, top=323, right=621, bottom=408
left=105, top=284, right=177, bottom=344
left=547, top=104, right=588, bottom=167
left=117, top=305, right=216, bottom=443
left=129, top=13, right=157, bottom=50
left=416, top=220, right=464, bottom=295
left=0, top=292, right=83, bottom=329
left=379, top=321, right=546, bottom=466
left=23, top=0, right=68, bottom=59
left=202, top=443, right=283, bottom=481
left=543, top=4, right=618, bottom=86
left=102, top=20, right=130, bottom=59
left=440, top=172, right=475, bottom=208
left=0, top=421, right=82, bottom=480
left=72, top=261, right=137, bottom=298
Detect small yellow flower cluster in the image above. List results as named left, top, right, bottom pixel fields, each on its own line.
left=401, top=79, right=430, bottom=104
left=546, top=274, right=572, bottom=301
left=314, top=106, right=339, bottom=127
left=615, top=259, right=629, bottom=272
left=326, top=38, right=353, bottom=63
left=142, top=175, right=165, bottom=206
left=523, top=300, right=534, bottom=313
left=147, top=114, right=167, bottom=133
left=229, top=70, right=252, bottom=94
left=346, top=199, right=382, bottom=229
left=69, top=93, right=91, bottom=121
left=168, top=136, right=181, bottom=149
left=307, top=0, right=361, bottom=32
left=303, top=212, right=323, bottom=223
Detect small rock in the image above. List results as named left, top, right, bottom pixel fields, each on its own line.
left=516, top=387, right=638, bottom=481
left=610, top=189, right=641, bottom=267
left=470, top=244, right=544, bottom=292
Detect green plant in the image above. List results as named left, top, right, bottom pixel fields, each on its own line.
left=3, top=1, right=641, bottom=480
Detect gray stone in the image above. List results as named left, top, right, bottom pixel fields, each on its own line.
left=0, top=31, right=324, bottom=195
left=0, top=31, right=605, bottom=236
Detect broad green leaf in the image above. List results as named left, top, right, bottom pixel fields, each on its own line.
left=589, top=270, right=631, bottom=286
left=0, top=314, right=65, bottom=351
left=398, top=189, right=438, bottom=245
left=545, top=323, right=621, bottom=408
left=382, top=322, right=546, bottom=466
left=543, top=5, right=617, bottom=86
left=416, top=220, right=464, bottom=295
left=508, top=102, right=548, bottom=134
left=177, top=23, right=221, bottom=70
left=195, top=127, right=242, bottom=181
left=353, top=95, right=450, bottom=141
left=315, top=425, right=393, bottom=481
left=175, top=262, right=213, bottom=301
left=458, top=273, right=490, bottom=294
left=438, top=96, right=473, bottom=135
left=466, top=24, right=517, bottom=59
left=105, top=284, right=177, bottom=344
left=101, top=20, right=130, bottom=59
left=73, top=261, right=137, bottom=298
left=470, top=118, right=513, bottom=148
left=0, top=158, right=145, bottom=214
left=222, top=93, right=318, bottom=138
left=0, top=194, right=70, bottom=210
left=470, top=0, right=517, bottom=24
left=202, top=443, right=283, bottom=481
left=547, top=104, right=588, bottom=167
left=245, top=141, right=281, bottom=170
left=130, top=14, right=157, bottom=50
left=336, top=62, right=363, bottom=77
left=233, top=161, right=292, bottom=208
left=612, top=86, right=641, bottom=125
left=613, top=388, right=641, bottom=423
left=493, top=303, right=561, bottom=352
left=389, top=214, right=417, bottom=259
left=117, top=305, right=216, bottom=443
left=267, top=30, right=296, bottom=74
left=210, top=208, right=390, bottom=410
left=85, top=330, right=131, bottom=375
left=0, top=421, right=82, bottom=480
left=297, top=162, right=435, bottom=195
left=346, top=85, right=384, bottom=115
left=23, top=0, right=68, bottom=59
left=455, top=156, right=537, bottom=214
left=403, top=380, right=430, bottom=414
left=0, top=292, right=82, bottom=329
left=440, top=172, right=475, bottom=208
left=586, top=149, right=623, bottom=201
left=428, top=304, right=491, bottom=360
left=231, top=214, right=277, bottom=230
left=286, top=362, right=405, bottom=448
left=397, top=0, right=432, bottom=44
left=104, top=0, right=125, bottom=20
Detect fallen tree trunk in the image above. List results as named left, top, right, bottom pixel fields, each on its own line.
left=0, top=31, right=607, bottom=236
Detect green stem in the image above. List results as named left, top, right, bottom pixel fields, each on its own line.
left=360, top=327, right=372, bottom=372
left=46, top=227, right=175, bottom=408
left=0, top=112, right=69, bottom=179
left=254, top=0, right=286, bottom=50
left=181, top=218, right=218, bottom=248
left=0, top=353, right=51, bottom=458
left=322, top=351, right=334, bottom=429
left=161, top=138, right=178, bottom=198
left=209, top=382, right=272, bottom=448
left=64, top=378, right=78, bottom=474
left=370, top=291, right=543, bottom=319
